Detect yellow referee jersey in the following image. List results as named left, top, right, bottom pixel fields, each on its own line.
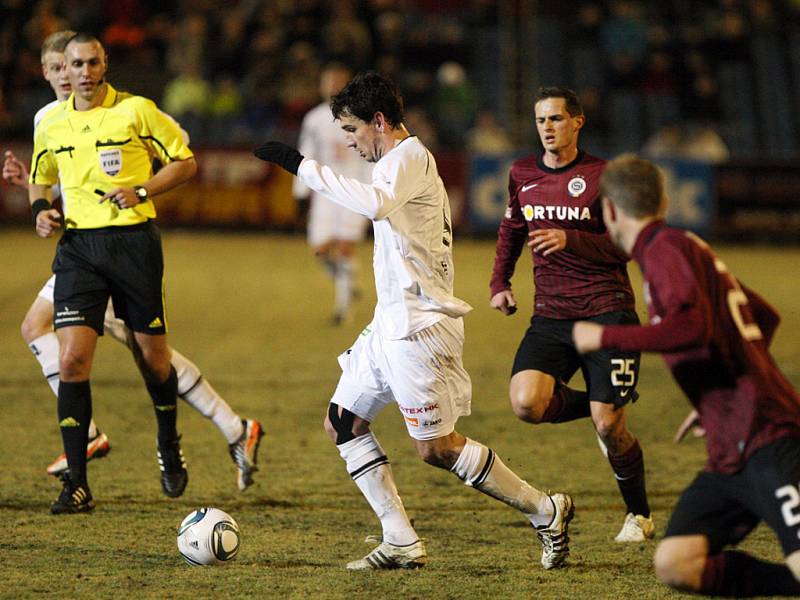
left=30, top=84, right=193, bottom=229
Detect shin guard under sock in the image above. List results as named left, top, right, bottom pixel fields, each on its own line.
left=58, top=380, right=92, bottom=484
left=608, top=439, right=650, bottom=517
left=147, top=366, right=178, bottom=443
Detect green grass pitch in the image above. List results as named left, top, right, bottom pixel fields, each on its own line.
left=1, top=229, right=798, bottom=599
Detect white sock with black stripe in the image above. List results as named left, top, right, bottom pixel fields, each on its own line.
left=171, top=349, right=244, bottom=444
left=451, top=438, right=554, bottom=528
left=29, top=332, right=60, bottom=396
left=338, top=432, right=418, bottom=546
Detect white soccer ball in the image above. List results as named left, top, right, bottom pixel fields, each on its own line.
left=177, top=508, right=241, bottom=566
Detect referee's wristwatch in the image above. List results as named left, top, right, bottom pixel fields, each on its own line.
left=134, top=185, right=149, bottom=203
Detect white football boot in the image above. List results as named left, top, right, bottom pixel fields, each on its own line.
left=346, top=539, right=427, bottom=570
left=615, top=512, right=655, bottom=542
left=535, top=493, right=575, bottom=569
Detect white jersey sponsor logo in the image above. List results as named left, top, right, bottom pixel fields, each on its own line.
left=523, top=205, right=592, bottom=221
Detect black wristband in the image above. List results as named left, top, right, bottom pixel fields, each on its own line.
left=31, top=198, right=51, bottom=221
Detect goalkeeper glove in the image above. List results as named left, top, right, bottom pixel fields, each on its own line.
left=253, top=142, right=304, bottom=175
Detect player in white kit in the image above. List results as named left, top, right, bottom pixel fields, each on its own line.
left=255, top=71, right=574, bottom=571
left=293, top=63, right=371, bottom=324
left=2, top=31, right=263, bottom=491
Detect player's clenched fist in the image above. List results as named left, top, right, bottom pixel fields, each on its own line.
left=253, top=142, right=304, bottom=175
left=35, top=207, right=62, bottom=238
left=490, top=289, right=518, bottom=315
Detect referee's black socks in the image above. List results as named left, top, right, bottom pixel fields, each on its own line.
left=147, top=366, right=179, bottom=443
left=58, top=380, right=92, bottom=485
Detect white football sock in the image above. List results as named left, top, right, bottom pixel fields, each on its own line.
left=338, top=432, right=418, bottom=546
left=334, top=257, right=353, bottom=315
left=28, top=332, right=60, bottom=395
left=451, top=438, right=554, bottom=528
left=171, top=349, right=244, bottom=444
left=319, top=255, right=337, bottom=279
left=103, top=310, right=131, bottom=346
left=29, top=332, right=99, bottom=438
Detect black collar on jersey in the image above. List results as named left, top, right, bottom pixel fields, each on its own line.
left=536, top=150, right=585, bottom=173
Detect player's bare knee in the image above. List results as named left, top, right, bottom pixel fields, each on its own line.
left=509, top=390, right=547, bottom=423
left=326, top=403, right=369, bottom=445
left=20, top=312, right=50, bottom=344
left=20, top=316, right=40, bottom=344
left=654, top=540, right=702, bottom=592
left=592, top=412, right=623, bottom=444
left=137, top=350, right=172, bottom=383
left=323, top=413, right=338, bottom=443
left=59, top=349, right=90, bottom=380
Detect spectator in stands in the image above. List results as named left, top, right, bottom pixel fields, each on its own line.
left=162, top=62, right=211, bottom=141
left=642, top=122, right=730, bottom=164
left=432, top=61, right=477, bottom=147
left=466, top=109, right=513, bottom=155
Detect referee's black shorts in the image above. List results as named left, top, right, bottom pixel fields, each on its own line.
left=664, top=436, right=800, bottom=557
left=52, top=221, right=168, bottom=335
left=511, top=310, right=641, bottom=407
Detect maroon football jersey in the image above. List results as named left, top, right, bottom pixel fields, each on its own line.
left=490, top=151, right=635, bottom=318
left=602, top=220, right=800, bottom=474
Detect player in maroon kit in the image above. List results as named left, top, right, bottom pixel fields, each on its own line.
left=490, top=87, right=653, bottom=542
left=574, top=154, right=800, bottom=597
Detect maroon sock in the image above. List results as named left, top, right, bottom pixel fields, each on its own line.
left=541, top=385, right=590, bottom=423
left=608, top=439, right=650, bottom=517
left=700, top=550, right=800, bottom=597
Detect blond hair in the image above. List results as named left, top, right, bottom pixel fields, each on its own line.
left=600, top=154, right=665, bottom=218
left=41, top=30, right=77, bottom=62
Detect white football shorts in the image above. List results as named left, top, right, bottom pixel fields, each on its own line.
left=37, top=274, right=56, bottom=303
left=330, top=316, right=472, bottom=440
left=308, top=194, right=369, bottom=247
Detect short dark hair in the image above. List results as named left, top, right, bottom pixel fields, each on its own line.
left=330, top=70, right=404, bottom=127
left=535, top=86, right=583, bottom=117
left=65, top=32, right=103, bottom=50
left=600, top=153, right=665, bottom=218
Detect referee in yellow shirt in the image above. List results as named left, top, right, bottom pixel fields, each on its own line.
left=29, top=33, right=197, bottom=513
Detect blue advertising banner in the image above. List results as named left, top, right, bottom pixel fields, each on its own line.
left=656, top=159, right=714, bottom=235
left=468, top=155, right=518, bottom=235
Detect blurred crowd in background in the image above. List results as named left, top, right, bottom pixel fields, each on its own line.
left=2, top=0, right=800, bottom=161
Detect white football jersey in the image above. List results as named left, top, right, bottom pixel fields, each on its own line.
left=297, top=135, right=472, bottom=339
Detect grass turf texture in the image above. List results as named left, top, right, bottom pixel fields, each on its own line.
left=1, top=229, right=798, bottom=599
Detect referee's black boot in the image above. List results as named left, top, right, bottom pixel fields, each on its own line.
left=51, top=470, right=95, bottom=515
left=157, top=435, right=188, bottom=498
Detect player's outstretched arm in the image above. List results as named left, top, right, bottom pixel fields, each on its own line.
left=490, top=289, right=518, bottom=316
left=3, top=150, right=29, bottom=188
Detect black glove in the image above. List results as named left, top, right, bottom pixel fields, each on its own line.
left=253, top=142, right=304, bottom=175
